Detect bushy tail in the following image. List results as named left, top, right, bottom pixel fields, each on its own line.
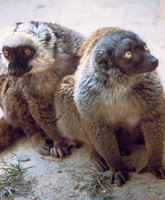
left=0, top=117, right=24, bottom=152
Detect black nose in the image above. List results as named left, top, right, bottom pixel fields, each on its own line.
left=150, top=58, right=159, bottom=68
left=135, top=54, right=159, bottom=74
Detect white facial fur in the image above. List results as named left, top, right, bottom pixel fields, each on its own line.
left=1, top=22, right=56, bottom=74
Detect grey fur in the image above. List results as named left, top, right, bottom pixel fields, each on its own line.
left=55, top=27, right=165, bottom=187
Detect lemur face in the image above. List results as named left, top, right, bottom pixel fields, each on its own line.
left=2, top=45, right=35, bottom=77
left=94, top=30, right=158, bottom=75
left=114, top=36, right=158, bottom=74
left=1, top=22, right=56, bottom=77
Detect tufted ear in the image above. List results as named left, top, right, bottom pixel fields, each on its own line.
left=95, top=49, right=112, bottom=68
left=37, top=25, right=56, bottom=47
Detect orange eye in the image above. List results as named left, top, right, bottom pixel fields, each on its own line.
left=24, top=48, right=32, bottom=56
left=144, top=45, right=149, bottom=51
left=3, top=50, right=9, bottom=57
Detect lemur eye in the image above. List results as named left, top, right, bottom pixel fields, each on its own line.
left=3, top=50, right=9, bottom=57
left=24, top=47, right=32, bottom=56
left=124, top=51, right=132, bottom=59
left=144, top=45, right=149, bottom=51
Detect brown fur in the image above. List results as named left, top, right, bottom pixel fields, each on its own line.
left=0, top=117, right=24, bottom=151
left=55, top=27, right=165, bottom=186
left=77, top=27, right=120, bottom=59
left=0, top=21, right=84, bottom=156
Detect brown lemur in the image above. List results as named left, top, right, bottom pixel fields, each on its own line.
left=54, top=27, right=165, bottom=186
left=0, top=21, right=84, bottom=156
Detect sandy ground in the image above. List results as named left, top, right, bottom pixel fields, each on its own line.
left=0, top=0, right=165, bottom=199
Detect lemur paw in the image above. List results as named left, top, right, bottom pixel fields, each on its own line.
left=110, top=165, right=135, bottom=187
left=35, top=137, right=53, bottom=156
left=110, top=170, right=129, bottom=187
left=138, top=165, right=165, bottom=179
left=50, top=139, right=78, bottom=158
left=31, top=133, right=53, bottom=156
left=50, top=145, right=71, bottom=157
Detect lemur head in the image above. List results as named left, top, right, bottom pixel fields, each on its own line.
left=92, top=29, right=158, bottom=76
left=1, top=21, right=56, bottom=77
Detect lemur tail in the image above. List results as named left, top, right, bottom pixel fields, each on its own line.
left=0, top=117, right=24, bottom=152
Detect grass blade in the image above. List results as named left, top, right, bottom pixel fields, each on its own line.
left=0, top=154, right=33, bottom=199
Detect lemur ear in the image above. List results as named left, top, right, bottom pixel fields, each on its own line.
left=95, top=49, right=111, bottom=67
left=37, top=25, right=56, bottom=47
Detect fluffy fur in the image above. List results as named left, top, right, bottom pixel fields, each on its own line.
left=0, top=21, right=84, bottom=156
left=55, top=27, right=165, bottom=186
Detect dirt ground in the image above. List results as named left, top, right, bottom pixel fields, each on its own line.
left=0, top=0, right=165, bottom=199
